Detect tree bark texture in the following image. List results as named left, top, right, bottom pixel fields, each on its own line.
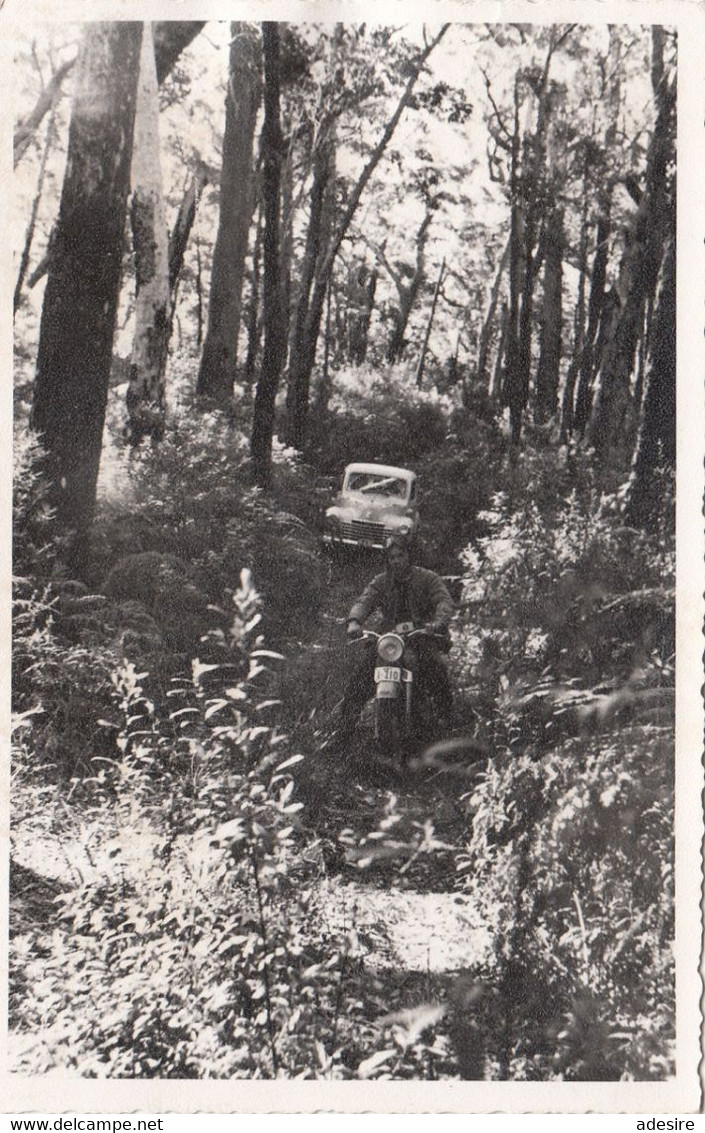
left=347, top=261, right=378, bottom=364
left=588, top=30, right=674, bottom=462
left=153, top=22, right=206, bottom=85
left=251, top=23, right=285, bottom=486
left=477, top=238, right=510, bottom=391
left=168, top=162, right=208, bottom=295
left=623, top=233, right=675, bottom=530
left=500, top=81, right=526, bottom=440
left=197, top=23, right=261, bottom=400
left=572, top=201, right=611, bottom=436
left=31, top=22, right=142, bottom=545
left=285, top=130, right=336, bottom=444
left=415, top=256, right=445, bottom=387
left=534, top=206, right=564, bottom=424
left=560, top=152, right=591, bottom=441
left=127, top=24, right=171, bottom=445
left=489, top=301, right=509, bottom=402
left=22, top=22, right=206, bottom=294
left=244, top=199, right=264, bottom=382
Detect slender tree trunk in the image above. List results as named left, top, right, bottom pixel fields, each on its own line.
left=285, top=129, right=335, bottom=433
left=623, top=234, right=675, bottom=530
left=244, top=198, right=264, bottom=383
left=386, top=209, right=434, bottom=363
left=279, top=139, right=295, bottom=354
left=588, top=30, right=674, bottom=461
left=14, top=57, right=74, bottom=168
left=501, top=81, right=525, bottom=442
left=15, top=105, right=57, bottom=312
left=573, top=202, right=611, bottom=436
left=534, top=206, right=564, bottom=424
left=286, top=24, right=450, bottom=449
left=347, top=261, right=377, bottom=364
left=502, top=33, right=566, bottom=445
left=489, top=301, right=509, bottom=402
left=560, top=154, right=591, bottom=441
left=359, top=265, right=378, bottom=363
left=31, top=23, right=142, bottom=552
left=168, top=162, right=208, bottom=296
left=127, top=24, right=170, bottom=445
left=477, top=238, right=510, bottom=390
left=415, top=256, right=446, bottom=387
left=197, top=23, right=261, bottom=400
left=312, top=279, right=334, bottom=419
left=195, top=235, right=204, bottom=348
left=251, top=23, right=284, bottom=486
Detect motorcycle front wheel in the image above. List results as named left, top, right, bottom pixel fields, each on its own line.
left=375, top=696, right=405, bottom=760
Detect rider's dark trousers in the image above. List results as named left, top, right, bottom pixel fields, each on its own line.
left=338, top=638, right=453, bottom=737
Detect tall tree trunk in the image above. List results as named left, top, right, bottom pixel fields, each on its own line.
left=588, top=29, right=674, bottom=462
left=251, top=23, right=284, bottom=486
left=415, top=256, right=446, bottom=387
left=489, top=301, right=509, bottom=402
left=30, top=23, right=142, bottom=553
left=15, top=104, right=57, bottom=312
left=195, top=235, right=204, bottom=349
left=244, top=198, right=264, bottom=382
left=500, top=80, right=525, bottom=442
left=386, top=207, right=434, bottom=363
left=623, top=234, right=675, bottom=530
left=502, top=31, right=568, bottom=445
left=279, top=139, right=295, bottom=353
left=477, top=238, right=510, bottom=390
left=347, top=261, right=377, bottom=364
left=197, top=23, right=261, bottom=400
left=168, top=162, right=208, bottom=296
left=285, top=130, right=336, bottom=440
left=534, top=206, right=564, bottom=424
left=127, top=24, right=170, bottom=445
left=22, top=24, right=204, bottom=288
left=286, top=24, right=450, bottom=449
left=572, top=201, right=611, bottom=436
left=560, top=152, right=591, bottom=441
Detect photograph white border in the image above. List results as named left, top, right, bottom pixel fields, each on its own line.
left=2, top=0, right=702, bottom=1114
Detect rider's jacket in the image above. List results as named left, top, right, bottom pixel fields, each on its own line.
left=348, top=566, right=454, bottom=633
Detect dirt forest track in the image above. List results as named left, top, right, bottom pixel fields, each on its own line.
left=273, top=543, right=489, bottom=960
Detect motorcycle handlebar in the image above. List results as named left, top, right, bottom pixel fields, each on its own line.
left=351, top=627, right=444, bottom=643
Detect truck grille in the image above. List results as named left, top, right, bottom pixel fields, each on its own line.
left=341, top=520, right=387, bottom=544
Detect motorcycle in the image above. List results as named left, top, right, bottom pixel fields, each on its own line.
left=353, top=622, right=446, bottom=760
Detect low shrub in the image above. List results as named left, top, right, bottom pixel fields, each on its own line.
left=10, top=575, right=373, bottom=1078
left=457, top=724, right=674, bottom=1080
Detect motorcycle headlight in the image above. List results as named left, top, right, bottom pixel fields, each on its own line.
left=377, top=633, right=403, bottom=663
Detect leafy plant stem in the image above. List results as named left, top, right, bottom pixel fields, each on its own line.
left=572, top=888, right=591, bottom=988
left=248, top=838, right=279, bottom=1077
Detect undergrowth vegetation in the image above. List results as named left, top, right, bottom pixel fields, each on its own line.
left=11, top=369, right=676, bottom=1080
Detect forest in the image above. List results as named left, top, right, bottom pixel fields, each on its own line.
left=10, top=19, right=679, bottom=1083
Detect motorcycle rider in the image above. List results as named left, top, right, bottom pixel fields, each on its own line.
left=336, top=534, right=454, bottom=746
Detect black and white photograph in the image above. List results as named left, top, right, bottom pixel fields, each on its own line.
left=4, top=0, right=703, bottom=1115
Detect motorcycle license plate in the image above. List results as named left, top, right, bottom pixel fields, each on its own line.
left=375, top=666, right=401, bottom=682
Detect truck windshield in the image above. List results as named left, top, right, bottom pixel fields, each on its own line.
left=346, top=473, right=408, bottom=499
